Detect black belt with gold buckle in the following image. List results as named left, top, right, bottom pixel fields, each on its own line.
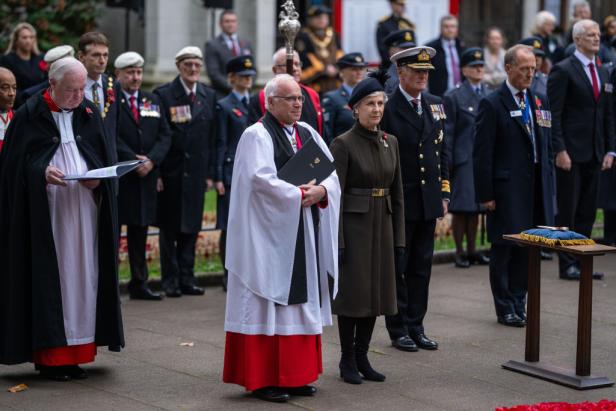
left=346, top=188, right=390, bottom=197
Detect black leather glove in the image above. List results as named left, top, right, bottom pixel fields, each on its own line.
left=338, top=248, right=345, bottom=266
left=394, top=247, right=407, bottom=275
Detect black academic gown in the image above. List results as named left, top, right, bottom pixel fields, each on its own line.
left=0, top=94, right=124, bottom=365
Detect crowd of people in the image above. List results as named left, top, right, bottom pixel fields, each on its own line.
left=0, top=0, right=615, bottom=404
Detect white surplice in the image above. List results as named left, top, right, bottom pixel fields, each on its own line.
left=46, top=110, right=99, bottom=346
left=224, top=121, right=341, bottom=336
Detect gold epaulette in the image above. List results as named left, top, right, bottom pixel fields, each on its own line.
left=441, top=179, right=451, bottom=193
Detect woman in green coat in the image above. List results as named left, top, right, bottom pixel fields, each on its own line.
left=330, top=72, right=405, bottom=385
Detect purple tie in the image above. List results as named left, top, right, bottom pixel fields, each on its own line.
left=449, top=42, right=461, bottom=86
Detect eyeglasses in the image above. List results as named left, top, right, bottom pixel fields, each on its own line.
left=272, top=95, right=305, bottom=103
left=275, top=62, right=303, bottom=69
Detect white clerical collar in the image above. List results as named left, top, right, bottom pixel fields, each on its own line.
left=505, top=79, right=526, bottom=100
left=574, top=49, right=596, bottom=67
left=179, top=76, right=197, bottom=95
left=399, top=84, right=421, bottom=103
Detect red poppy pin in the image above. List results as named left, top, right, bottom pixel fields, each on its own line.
left=38, top=60, right=48, bottom=72
left=107, top=87, right=115, bottom=104
left=535, top=96, right=542, bottom=108
left=85, top=106, right=93, bottom=115
left=232, top=108, right=243, bottom=117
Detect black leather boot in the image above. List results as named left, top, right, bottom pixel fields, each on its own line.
left=355, top=317, right=385, bottom=382
left=337, top=316, right=362, bottom=384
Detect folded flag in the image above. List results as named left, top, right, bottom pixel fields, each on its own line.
left=520, top=227, right=595, bottom=246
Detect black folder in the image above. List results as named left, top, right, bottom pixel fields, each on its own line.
left=277, top=137, right=336, bottom=186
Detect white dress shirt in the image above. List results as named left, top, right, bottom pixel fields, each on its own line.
left=573, top=49, right=602, bottom=90
left=85, top=76, right=105, bottom=116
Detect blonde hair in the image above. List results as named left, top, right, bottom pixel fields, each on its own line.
left=5, top=22, right=40, bottom=55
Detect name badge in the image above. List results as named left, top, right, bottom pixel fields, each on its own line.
left=510, top=110, right=522, bottom=118
left=170, top=105, right=192, bottom=123
left=605, top=83, right=614, bottom=93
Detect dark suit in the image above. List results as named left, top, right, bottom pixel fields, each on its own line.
left=154, top=76, right=217, bottom=291
left=425, top=37, right=465, bottom=97
left=547, top=54, right=615, bottom=273
left=322, top=85, right=353, bottom=144
left=443, top=81, right=485, bottom=213
left=375, top=14, right=415, bottom=69
left=381, top=88, right=450, bottom=338
left=117, top=90, right=171, bottom=293
left=204, top=34, right=253, bottom=97
left=474, top=83, right=555, bottom=317
left=598, top=69, right=616, bottom=245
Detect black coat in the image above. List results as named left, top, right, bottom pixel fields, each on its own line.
left=0, top=52, right=46, bottom=107
left=547, top=55, right=615, bottom=163
left=424, top=37, right=465, bottom=97
left=322, top=86, right=354, bottom=144
left=116, top=90, right=171, bottom=226
left=598, top=69, right=616, bottom=211
left=154, top=76, right=217, bottom=233
left=214, top=92, right=254, bottom=229
left=443, top=81, right=485, bottom=213
left=0, top=94, right=124, bottom=364
left=381, top=89, right=450, bottom=221
left=473, top=83, right=556, bottom=244
left=204, top=34, right=253, bottom=97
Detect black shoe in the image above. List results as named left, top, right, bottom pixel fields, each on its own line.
left=129, top=287, right=163, bottom=301
left=180, top=285, right=205, bottom=295
left=497, top=313, right=526, bottom=327
left=559, top=265, right=580, bottom=281
left=285, top=385, right=317, bottom=396
left=391, top=335, right=418, bottom=352
left=164, top=287, right=182, bottom=298
left=593, top=271, right=605, bottom=280
left=252, top=387, right=290, bottom=403
left=540, top=251, right=553, bottom=261
left=454, top=254, right=471, bottom=268
left=339, top=355, right=362, bottom=384
left=64, top=365, right=88, bottom=380
left=410, top=333, right=438, bottom=350
left=468, top=253, right=490, bottom=265
left=38, top=365, right=71, bottom=382
left=517, top=312, right=527, bottom=322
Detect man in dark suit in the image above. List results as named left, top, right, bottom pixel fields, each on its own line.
left=204, top=10, right=253, bottom=98
left=375, top=0, right=415, bottom=69
left=443, top=48, right=490, bottom=269
left=250, top=48, right=323, bottom=136
left=381, top=46, right=450, bottom=352
left=114, top=51, right=171, bottom=301
left=425, top=15, right=465, bottom=97
left=548, top=19, right=615, bottom=281
left=214, top=55, right=257, bottom=291
left=474, top=44, right=556, bottom=327
left=77, top=32, right=119, bottom=166
left=321, top=53, right=367, bottom=143
left=154, top=46, right=217, bottom=298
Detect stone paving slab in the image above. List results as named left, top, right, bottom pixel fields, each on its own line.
left=1, top=254, right=615, bottom=410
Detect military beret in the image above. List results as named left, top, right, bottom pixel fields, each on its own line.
left=348, top=70, right=389, bottom=109
left=114, top=51, right=144, bottom=69
left=517, top=36, right=545, bottom=57
left=337, top=52, right=368, bottom=69
left=460, top=47, right=484, bottom=67
left=383, top=29, right=416, bottom=49
left=44, top=45, right=74, bottom=64
left=226, top=55, right=256, bottom=75
left=175, top=46, right=203, bottom=63
left=307, top=5, right=331, bottom=17
left=391, top=46, right=436, bottom=70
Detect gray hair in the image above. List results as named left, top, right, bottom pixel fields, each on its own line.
left=533, top=11, right=556, bottom=33
left=264, top=74, right=296, bottom=110
left=49, top=57, right=87, bottom=83
left=272, top=47, right=300, bottom=66
left=504, top=44, right=534, bottom=66
left=572, top=19, right=599, bottom=40
left=572, top=1, right=590, bottom=17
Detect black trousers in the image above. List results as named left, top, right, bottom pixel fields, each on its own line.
left=385, top=219, right=436, bottom=339
left=555, top=162, right=600, bottom=273
left=604, top=210, right=616, bottom=245
left=159, top=229, right=198, bottom=290
left=489, top=244, right=528, bottom=316
left=126, top=225, right=150, bottom=293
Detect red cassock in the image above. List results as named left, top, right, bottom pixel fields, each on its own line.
left=223, top=332, right=322, bottom=391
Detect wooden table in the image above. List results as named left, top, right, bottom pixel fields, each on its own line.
left=501, top=234, right=616, bottom=390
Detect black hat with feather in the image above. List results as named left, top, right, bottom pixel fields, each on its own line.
left=348, top=69, right=389, bottom=109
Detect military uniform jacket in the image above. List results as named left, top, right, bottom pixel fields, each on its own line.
left=296, top=27, right=344, bottom=93
left=381, top=88, right=450, bottom=221
left=322, top=86, right=354, bottom=144
left=116, top=89, right=171, bottom=226
left=473, top=83, right=555, bottom=244
left=531, top=72, right=548, bottom=98
left=376, top=14, right=416, bottom=68
left=154, top=76, right=217, bottom=233
left=443, top=81, right=484, bottom=213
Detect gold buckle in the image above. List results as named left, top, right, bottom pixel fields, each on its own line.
left=372, top=188, right=385, bottom=197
